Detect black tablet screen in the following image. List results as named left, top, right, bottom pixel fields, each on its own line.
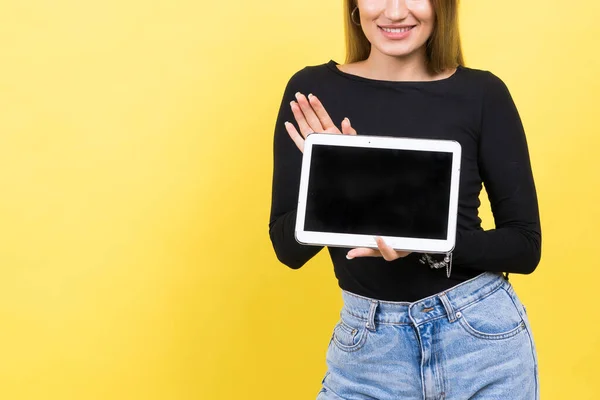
left=304, top=144, right=453, bottom=239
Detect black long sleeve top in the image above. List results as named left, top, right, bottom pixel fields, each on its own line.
left=269, top=60, right=541, bottom=302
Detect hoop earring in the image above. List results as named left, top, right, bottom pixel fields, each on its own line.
left=351, top=6, right=361, bottom=26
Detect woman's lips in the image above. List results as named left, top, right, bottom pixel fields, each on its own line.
left=378, top=25, right=416, bottom=40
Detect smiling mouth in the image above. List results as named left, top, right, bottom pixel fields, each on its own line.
left=379, top=26, right=415, bottom=33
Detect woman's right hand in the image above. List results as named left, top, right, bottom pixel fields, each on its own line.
left=285, top=92, right=357, bottom=153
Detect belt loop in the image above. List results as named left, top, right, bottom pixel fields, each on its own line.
left=366, top=300, right=378, bottom=332
left=439, top=292, right=457, bottom=323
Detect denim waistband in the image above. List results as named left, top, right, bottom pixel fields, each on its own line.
left=341, top=272, right=509, bottom=327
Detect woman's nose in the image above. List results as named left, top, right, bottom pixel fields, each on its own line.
left=384, top=0, right=409, bottom=21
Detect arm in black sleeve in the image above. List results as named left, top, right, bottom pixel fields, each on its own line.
left=268, top=70, right=323, bottom=269
left=453, top=72, right=542, bottom=274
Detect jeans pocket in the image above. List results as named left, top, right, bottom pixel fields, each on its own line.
left=456, top=287, right=526, bottom=340
left=332, top=315, right=368, bottom=352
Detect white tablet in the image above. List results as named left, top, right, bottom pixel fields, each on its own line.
left=295, top=133, right=462, bottom=253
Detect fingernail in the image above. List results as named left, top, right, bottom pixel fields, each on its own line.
left=346, top=253, right=354, bottom=260
left=343, top=117, right=349, bottom=123
left=295, top=92, right=301, bottom=99
left=308, top=93, right=314, bottom=99
left=284, top=121, right=290, bottom=126
left=290, top=101, right=295, bottom=107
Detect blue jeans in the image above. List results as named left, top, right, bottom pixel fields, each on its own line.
left=317, top=272, right=538, bottom=400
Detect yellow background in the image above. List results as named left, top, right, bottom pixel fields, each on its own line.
left=0, top=0, right=598, bottom=398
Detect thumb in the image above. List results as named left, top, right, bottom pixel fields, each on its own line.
left=341, top=117, right=357, bottom=135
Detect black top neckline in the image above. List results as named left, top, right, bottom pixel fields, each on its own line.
left=326, top=59, right=463, bottom=86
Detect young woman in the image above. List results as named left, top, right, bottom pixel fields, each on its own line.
left=269, top=1, right=541, bottom=399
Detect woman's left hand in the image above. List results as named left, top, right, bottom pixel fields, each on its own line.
left=346, top=237, right=412, bottom=261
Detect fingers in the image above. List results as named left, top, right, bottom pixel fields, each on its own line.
left=290, top=101, right=313, bottom=138
left=346, top=237, right=411, bottom=261
left=375, top=237, right=398, bottom=261
left=284, top=121, right=304, bottom=153
left=341, top=117, right=357, bottom=135
left=307, top=94, right=338, bottom=133
left=294, top=92, right=324, bottom=134
left=346, top=247, right=381, bottom=259
left=288, top=92, right=356, bottom=151
left=291, top=92, right=357, bottom=138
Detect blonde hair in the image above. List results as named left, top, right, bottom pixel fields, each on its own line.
left=344, top=0, right=465, bottom=74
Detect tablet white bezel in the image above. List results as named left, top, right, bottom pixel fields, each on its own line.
left=295, top=133, right=462, bottom=254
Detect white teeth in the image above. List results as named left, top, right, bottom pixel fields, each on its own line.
left=381, top=27, right=412, bottom=33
